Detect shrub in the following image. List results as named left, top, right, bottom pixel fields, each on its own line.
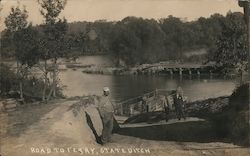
left=0, top=63, right=18, bottom=96
left=0, top=63, right=64, bottom=101
left=229, top=83, right=249, bottom=146
left=211, top=83, right=249, bottom=146
left=229, top=83, right=249, bottom=111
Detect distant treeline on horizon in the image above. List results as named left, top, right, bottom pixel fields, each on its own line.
left=1, top=11, right=247, bottom=66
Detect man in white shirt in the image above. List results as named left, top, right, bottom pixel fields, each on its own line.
left=97, top=87, right=114, bottom=144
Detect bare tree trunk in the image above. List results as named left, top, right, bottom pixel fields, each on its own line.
left=47, top=57, right=57, bottom=101
left=239, top=0, right=250, bottom=82
left=42, top=60, right=48, bottom=102
left=247, top=4, right=250, bottom=148
left=17, top=61, right=24, bottom=100
left=52, top=58, right=57, bottom=97
left=248, top=4, right=250, bottom=83
left=19, top=80, right=23, bottom=99
left=179, top=46, right=182, bottom=63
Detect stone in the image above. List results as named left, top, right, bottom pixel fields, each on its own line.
left=0, top=101, right=4, bottom=111
left=4, top=103, right=17, bottom=110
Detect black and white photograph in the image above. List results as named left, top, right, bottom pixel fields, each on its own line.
left=0, top=0, right=249, bottom=155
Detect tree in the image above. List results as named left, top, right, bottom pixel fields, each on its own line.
left=4, top=6, right=29, bottom=100
left=110, top=17, right=166, bottom=66
left=110, top=21, right=142, bottom=66
left=38, top=0, right=68, bottom=101
left=1, top=30, right=16, bottom=58
left=238, top=1, right=249, bottom=78
left=213, top=12, right=247, bottom=73
left=4, top=7, right=28, bottom=32
left=13, top=25, right=40, bottom=67
left=12, top=25, right=40, bottom=100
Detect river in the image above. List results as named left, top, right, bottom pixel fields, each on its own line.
left=58, top=56, right=238, bottom=102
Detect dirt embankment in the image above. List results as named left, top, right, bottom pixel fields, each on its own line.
left=1, top=96, right=250, bottom=156
left=1, top=98, right=100, bottom=155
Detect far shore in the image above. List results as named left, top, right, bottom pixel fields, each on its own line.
left=1, top=56, right=245, bottom=78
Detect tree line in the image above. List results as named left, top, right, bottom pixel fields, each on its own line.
left=2, top=10, right=247, bottom=67
left=56, top=12, right=247, bottom=67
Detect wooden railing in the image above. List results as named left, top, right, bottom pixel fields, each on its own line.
left=113, top=89, right=172, bottom=117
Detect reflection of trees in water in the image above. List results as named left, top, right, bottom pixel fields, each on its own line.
left=59, top=68, right=236, bottom=102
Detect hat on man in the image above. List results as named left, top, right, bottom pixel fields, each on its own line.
left=103, top=87, right=110, bottom=92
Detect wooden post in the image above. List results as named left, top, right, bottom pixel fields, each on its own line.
left=120, top=103, right=123, bottom=115
left=197, top=70, right=200, bottom=75
left=197, top=70, right=201, bottom=79
left=239, top=0, right=249, bottom=80
left=129, top=105, right=133, bottom=117
left=179, top=68, right=183, bottom=76
left=188, top=69, right=192, bottom=75
left=238, top=0, right=250, bottom=146
left=209, top=70, right=213, bottom=79
left=170, top=69, right=173, bottom=75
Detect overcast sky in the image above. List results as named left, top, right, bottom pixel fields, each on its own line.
left=0, top=0, right=243, bottom=31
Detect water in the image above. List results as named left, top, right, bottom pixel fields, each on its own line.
left=58, top=56, right=238, bottom=102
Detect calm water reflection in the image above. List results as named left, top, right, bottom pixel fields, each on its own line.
left=59, top=56, right=237, bottom=102
left=59, top=69, right=237, bottom=102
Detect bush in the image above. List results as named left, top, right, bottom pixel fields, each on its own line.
left=230, top=110, right=249, bottom=146
left=229, top=83, right=249, bottom=146
left=0, top=63, right=18, bottom=96
left=0, top=63, right=64, bottom=101
left=211, top=83, right=249, bottom=146
left=21, top=77, right=64, bottom=102
left=229, top=83, right=249, bottom=111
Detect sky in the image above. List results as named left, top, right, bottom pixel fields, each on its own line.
left=0, top=0, right=243, bottom=31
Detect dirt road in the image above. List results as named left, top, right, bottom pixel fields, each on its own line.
left=1, top=99, right=249, bottom=156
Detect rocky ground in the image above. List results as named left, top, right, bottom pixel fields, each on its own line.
left=1, top=98, right=250, bottom=156
left=186, top=96, right=229, bottom=117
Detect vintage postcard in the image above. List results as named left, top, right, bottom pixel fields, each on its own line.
left=0, top=0, right=249, bottom=156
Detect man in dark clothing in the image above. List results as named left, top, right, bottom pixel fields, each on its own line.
left=142, top=96, right=148, bottom=113
left=173, top=87, right=186, bottom=120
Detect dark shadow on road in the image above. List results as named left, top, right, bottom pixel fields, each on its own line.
left=117, top=121, right=228, bottom=143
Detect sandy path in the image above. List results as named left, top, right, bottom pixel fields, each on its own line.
left=1, top=99, right=250, bottom=156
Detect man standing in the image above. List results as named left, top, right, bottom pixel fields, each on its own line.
left=173, top=86, right=186, bottom=120
left=97, top=87, right=114, bottom=144
left=142, top=95, right=148, bottom=113
left=161, top=95, right=170, bottom=122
